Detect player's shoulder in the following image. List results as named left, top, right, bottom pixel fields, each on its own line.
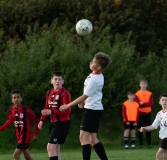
left=123, top=100, right=129, bottom=105
left=7, top=106, right=13, bottom=114
left=146, top=90, right=153, bottom=94
left=135, top=90, right=140, bottom=94
left=157, top=110, right=163, bottom=116
left=61, top=87, right=71, bottom=95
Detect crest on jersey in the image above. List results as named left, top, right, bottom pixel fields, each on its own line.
left=56, top=95, right=59, bottom=100
left=20, top=113, right=24, bottom=118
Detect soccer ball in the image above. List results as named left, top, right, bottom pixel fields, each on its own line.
left=76, top=19, right=93, bottom=36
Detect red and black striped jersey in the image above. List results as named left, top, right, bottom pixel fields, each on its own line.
left=40, top=87, right=71, bottom=122
left=0, top=104, right=39, bottom=143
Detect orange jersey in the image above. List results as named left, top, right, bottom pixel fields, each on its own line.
left=135, top=90, right=154, bottom=113
left=122, top=100, right=139, bottom=123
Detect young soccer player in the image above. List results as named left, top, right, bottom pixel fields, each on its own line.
left=38, top=71, right=71, bottom=160
left=139, top=93, right=167, bottom=160
left=59, top=52, right=111, bottom=160
left=122, top=91, right=139, bottom=149
left=135, top=79, right=154, bottom=148
left=0, top=89, right=39, bottom=160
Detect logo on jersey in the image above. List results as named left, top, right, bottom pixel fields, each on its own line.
left=20, top=113, right=24, bottom=118
left=14, top=121, right=24, bottom=127
left=15, top=113, right=18, bottom=116
left=48, top=95, right=60, bottom=108
left=56, top=95, right=59, bottom=100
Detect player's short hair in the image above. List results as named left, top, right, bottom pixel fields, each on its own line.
left=159, top=93, right=167, bottom=100
left=127, top=90, right=135, bottom=95
left=11, top=89, right=21, bottom=96
left=139, top=79, right=148, bottom=84
left=94, top=52, right=111, bottom=69
left=51, top=71, right=64, bottom=79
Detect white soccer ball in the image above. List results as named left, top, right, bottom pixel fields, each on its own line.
left=76, top=19, right=93, bottom=36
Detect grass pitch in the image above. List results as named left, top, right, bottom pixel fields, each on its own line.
left=0, top=147, right=157, bottom=160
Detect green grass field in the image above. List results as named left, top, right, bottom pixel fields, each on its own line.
left=0, top=148, right=158, bottom=160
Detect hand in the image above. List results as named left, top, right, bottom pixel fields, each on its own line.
left=126, top=122, right=130, bottom=125
left=59, top=104, right=70, bottom=112
left=78, top=102, right=85, bottom=108
left=139, top=127, right=144, bottom=132
left=41, top=109, right=51, bottom=115
left=31, top=136, right=38, bottom=142
left=133, top=122, right=137, bottom=126
left=139, top=102, right=144, bottom=105
left=38, top=121, right=43, bottom=130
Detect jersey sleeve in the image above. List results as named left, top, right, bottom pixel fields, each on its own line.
left=135, top=107, right=139, bottom=123
left=122, top=104, right=128, bottom=122
left=151, top=113, right=159, bottom=129
left=135, top=94, right=154, bottom=108
left=28, top=108, right=39, bottom=136
left=84, top=78, right=98, bottom=97
left=0, top=110, right=13, bottom=131
left=51, top=90, right=71, bottom=116
left=40, top=91, right=50, bottom=121
left=142, top=94, right=154, bottom=107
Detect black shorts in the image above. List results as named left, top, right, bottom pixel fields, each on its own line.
left=16, top=143, right=29, bottom=150
left=80, top=109, right=103, bottom=133
left=159, top=138, right=167, bottom=149
left=124, top=122, right=137, bottom=130
left=48, top=120, right=70, bottom=144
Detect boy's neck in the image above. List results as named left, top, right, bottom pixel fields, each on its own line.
left=140, top=88, right=146, bottom=91
left=54, top=87, right=63, bottom=91
left=14, top=104, right=21, bottom=108
left=129, top=100, right=134, bottom=103
left=92, top=71, right=101, bottom=74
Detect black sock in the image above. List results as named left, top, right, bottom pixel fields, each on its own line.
left=146, top=131, right=151, bottom=145
left=93, top=142, right=108, bottom=160
left=138, top=131, right=143, bottom=145
left=82, top=144, right=91, bottom=160
left=49, top=156, right=58, bottom=160
left=124, top=137, right=129, bottom=145
left=131, top=137, right=136, bottom=145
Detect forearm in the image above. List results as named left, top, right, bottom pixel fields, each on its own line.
left=68, top=94, right=88, bottom=108
left=142, top=126, right=155, bottom=132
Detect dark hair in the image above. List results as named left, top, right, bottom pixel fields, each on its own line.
left=140, top=79, right=148, bottom=84
left=51, top=71, right=64, bottom=79
left=159, top=93, right=167, bottom=99
left=127, top=90, right=135, bottom=95
left=94, top=52, right=111, bottom=69
left=11, top=89, right=21, bottom=96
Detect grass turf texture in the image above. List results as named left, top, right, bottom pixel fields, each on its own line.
left=0, top=148, right=157, bottom=160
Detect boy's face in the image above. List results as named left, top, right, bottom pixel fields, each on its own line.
left=90, top=58, right=101, bottom=72
left=51, top=75, right=64, bottom=90
left=12, top=93, right=22, bottom=107
left=159, top=97, right=167, bottom=110
left=139, top=81, right=147, bottom=90
left=128, top=94, right=135, bottom=101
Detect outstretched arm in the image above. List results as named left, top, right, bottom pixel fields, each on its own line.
left=139, top=126, right=155, bottom=132
left=59, top=94, right=88, bottom=111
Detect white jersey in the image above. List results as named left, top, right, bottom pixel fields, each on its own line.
left=83, top=73, right=104, bottom=110
left=152, top=110, right=167, bottom=139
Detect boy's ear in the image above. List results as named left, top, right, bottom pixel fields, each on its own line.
left=98, top=65, right=102, bottom=71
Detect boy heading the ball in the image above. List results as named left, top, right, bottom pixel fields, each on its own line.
left=60, top=52, right=111, bottom=160
left=0, top=89, right=39, bottom=160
